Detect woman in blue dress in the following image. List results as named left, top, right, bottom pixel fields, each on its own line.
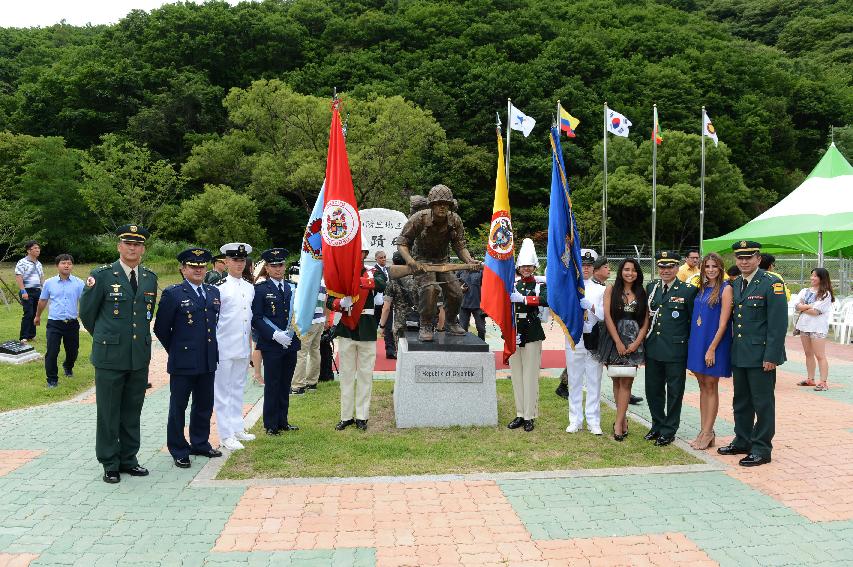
left=686, top=252, right=733, bottom=450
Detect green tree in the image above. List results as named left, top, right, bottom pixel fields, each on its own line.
left=175, top=184, right=267, bottom=247
left=80, top=134, right=184, bottom=232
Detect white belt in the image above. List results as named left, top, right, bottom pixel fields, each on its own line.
left=361, top=308, right=375, bottom=315
left=516, top=313, right=527, bottom=319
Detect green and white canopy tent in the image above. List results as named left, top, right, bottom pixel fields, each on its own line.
left=703, top=143, right=853, bottom=263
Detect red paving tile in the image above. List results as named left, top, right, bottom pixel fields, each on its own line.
left=0, top=450, right=43, bottom=477
left=216, top=481, right=716, bottom=565
left=0, top=554, right=39, bottom=567
left=682, top=347, right=853, bottom=522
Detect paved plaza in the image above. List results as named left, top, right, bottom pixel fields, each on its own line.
left=2, top=335, right=853, bottom=566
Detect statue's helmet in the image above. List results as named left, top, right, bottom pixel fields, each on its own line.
left=427, top=184, right=454, bottom=206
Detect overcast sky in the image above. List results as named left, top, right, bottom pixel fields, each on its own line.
left=3, top=1, right=247, bottom=28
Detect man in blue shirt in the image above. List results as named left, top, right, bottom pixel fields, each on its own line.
left=35, top=254, right=85, bottom=388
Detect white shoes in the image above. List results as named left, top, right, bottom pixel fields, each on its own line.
left=566, top=424, right=581, bottom=433
left=589, top=424, right=603, bottom=435
left=221, top=437, right=245, bottom=451
left=566, top=423, right=603, bottom=435
left=234, top=430, right=256, bottom=441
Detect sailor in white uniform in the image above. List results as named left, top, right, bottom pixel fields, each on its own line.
left=213, top=242, right=256, bottom=450
left=565, top=249, right=606, bottom=435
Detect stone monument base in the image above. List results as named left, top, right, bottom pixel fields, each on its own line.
left=0, top=340, right=40, bottom=365
left=393, top=333, right=497, bottom=428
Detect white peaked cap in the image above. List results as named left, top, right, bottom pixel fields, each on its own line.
left=517, top=238, right=539, bottom=268
left=220, top=242, right=253, bottom=255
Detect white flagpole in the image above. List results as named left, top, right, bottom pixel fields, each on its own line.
left=700, top=106, right=706, bottom=257
left=506, top=98, right=511, bottom=186
left=602, top=102, right=608, bottom=256
left=652, top=104, right=658, bottom=262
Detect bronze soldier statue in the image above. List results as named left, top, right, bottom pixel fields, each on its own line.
left=396, top=184, right=481, bottom=342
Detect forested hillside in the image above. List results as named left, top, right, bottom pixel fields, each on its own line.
left=1, top=0, right=850, bottom=259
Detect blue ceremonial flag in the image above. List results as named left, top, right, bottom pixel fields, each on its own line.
left=294, top=180, right=325, bottom=337
left=546, top=126, right=585, bottom=348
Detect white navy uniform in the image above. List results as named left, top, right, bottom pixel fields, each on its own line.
left=213, top=262, right=255, bottom=446
left=565, top=277, right=606, bottom=432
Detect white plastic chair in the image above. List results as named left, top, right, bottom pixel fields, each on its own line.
left=834, top=302, right=853, bottom=343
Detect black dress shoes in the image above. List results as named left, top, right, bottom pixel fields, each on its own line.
left=335, top=419, right=355, bottom=430
left=654, top=435, right=675, bottom=447
left=174, top=457, right=191, bottom=468
left=355, top=419, right=368, bottom=431
left=739, top=454, right=771, bottom=467
left=507, top=417, right=525, bottom=429
left=629, top=394, right=643, bottom=405
left=103, top=471, right=120, bottom=483
left=717, top=443, right=750, bottom=456
left=265, top=428, right=281, bottom=436
left=190, top=448, right=223, bottom=458
left=120, top=465, right=149, bottom=476
left=644, top=430, right=660, bottom=441
left=281, top=423, right=299, bottom=431
left=523, top=419, right=535, bottom=432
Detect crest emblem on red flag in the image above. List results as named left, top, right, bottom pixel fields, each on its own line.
left=322, top=200, right=359, bottom=247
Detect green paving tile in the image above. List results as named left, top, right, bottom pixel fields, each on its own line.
left=499, top=471, right=853, bottom=566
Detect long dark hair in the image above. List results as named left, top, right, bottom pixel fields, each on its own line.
left=610, top=258, right=647, bottom=321
left=812, top=267, right=835, bottom=302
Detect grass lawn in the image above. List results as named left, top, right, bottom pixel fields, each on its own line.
left=0, top=261, right=184, bottom=412
left=0, top=304, right=96, bottom=411
left=219, top=377, right=700, bottom=479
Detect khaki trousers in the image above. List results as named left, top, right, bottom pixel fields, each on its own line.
left=292, top=323, right=323, bottom=389
left=337, top=337, right=376, bottom=421
left=509, top=340, right=542, bottom=420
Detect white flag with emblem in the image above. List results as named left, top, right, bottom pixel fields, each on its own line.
left=703, top=110, right=719, bottom=147
left=606, top=109, right=632, bottom=137
left=509, top=103, right=536, bottom=137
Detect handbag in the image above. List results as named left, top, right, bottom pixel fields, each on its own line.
left=607, top=365, right=637, bottom=378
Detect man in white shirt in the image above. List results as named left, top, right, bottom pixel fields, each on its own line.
left=213, top=243, right=256, bottom=451
left=15, top=240, right=45, bottom=342
left=565, top=249, right=606, bottom=435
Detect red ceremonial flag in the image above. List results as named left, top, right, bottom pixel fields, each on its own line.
left=321, top=100, right=364, bottom=330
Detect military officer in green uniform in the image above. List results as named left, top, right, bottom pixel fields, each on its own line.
left=717, top=241, right=787, bottom=466
left=204, top=253, right=227, bottom=285
left=643, top=251, right=698, bottom=446
left=80, top=224, right=158, bottom=483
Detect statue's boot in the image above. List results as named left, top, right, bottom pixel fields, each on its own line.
left=446, top=320, right=467, bottom=336
left=418, top=324, right=434, bottom=342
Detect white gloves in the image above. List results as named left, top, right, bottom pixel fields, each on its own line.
left=510, top=291, right=525, bottom=303
left=340, top=296, right=354, bottom=309
left=580, top=297, right=593, bottom=310
left=273, top=330, right=292, bottom=348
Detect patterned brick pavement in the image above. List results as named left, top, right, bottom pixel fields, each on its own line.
left=1, top=334, right=853, bottom=565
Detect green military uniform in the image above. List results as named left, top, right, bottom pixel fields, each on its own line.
left=644, top=251, right=698, bottom=442
left=79, top=226, right=158, bottom=475
left=514, top=279, right=547, bottom=345
left=729, top=243, right=787, bottom=461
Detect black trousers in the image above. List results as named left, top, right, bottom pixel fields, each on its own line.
left=262, top=350, right=297, bottom=431
left=732, top=366, right=776, bottom=458
left=375, top=311, right=395, bottom=355
left=167, top=371, right=215, bottom=460
left=44, top=319, right=80, bottom=385
left=459, top=307, right=486, bottom=340
left=644, top=358, right=687, bottom=437
left=19, top=287, right=40, bottom=340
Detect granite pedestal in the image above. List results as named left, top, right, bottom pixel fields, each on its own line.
left=393, top=332, right=497, bottom=428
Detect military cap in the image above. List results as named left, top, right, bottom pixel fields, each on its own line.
left=220, top=242, right=252, bottom=258
left=116, top=224, right=149, bottom=243
left=178, top=247, right=212, bottom=266
left=261, top=248, right=288, bottom=265
left=212, top=253, right=226, bottom=262
left=732, top=240, right=761, bottom=258
left=655, top=250, right=681, bottom=267
left=580, top=248, right=598, bottom=266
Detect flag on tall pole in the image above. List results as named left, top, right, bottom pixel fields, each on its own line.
left=606, top=108, right=632, bottom=137
left=321, top=98, right=364, bottom=330
left=294, top=181, right=325, bottom=337
left=698, top=106, right=718, bottom=255
left=651, top=105, right=659, bottom=261
left=480, top=121, right=517, bottom=365
left=702, top=110, right=718, bottom=147
left=547, top=125, right=585, bottom=348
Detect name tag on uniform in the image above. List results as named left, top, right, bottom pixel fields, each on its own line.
left=669, top=297, right=685, bottom=303
left=747, top=295, right=764, bottom=300
left=266, top=293, right=276, bottom=299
